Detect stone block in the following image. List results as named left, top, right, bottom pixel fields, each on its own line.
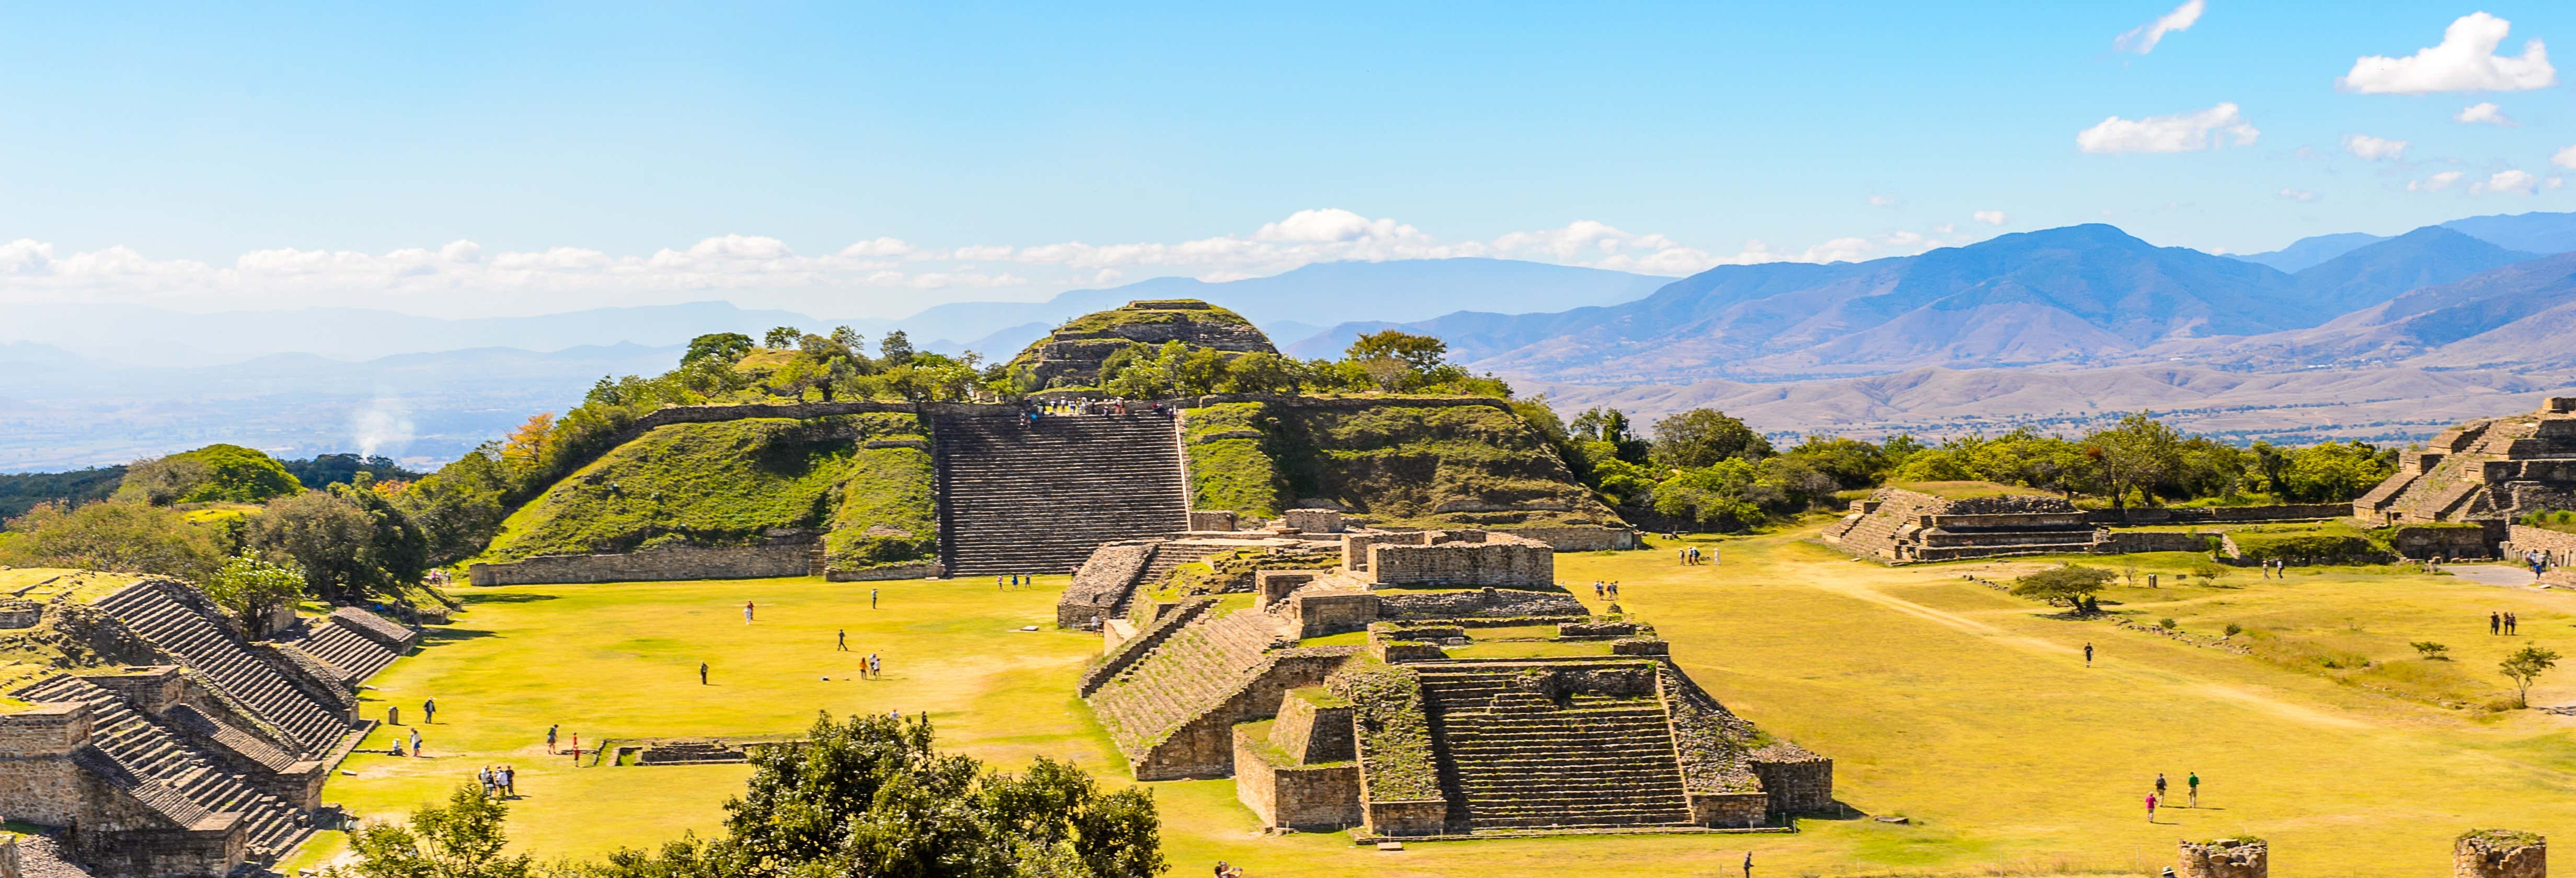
left=1364, top=533, right=1554, bottom=587
left=0, top=703, right=90, bottom=827
left=1611, top=638, right=1670, bottom=656
left=1256, top=571, right=1323, bottom=609
left=1688, top=792, right=1768, bottom=828
left=1268, top=688, right=1355, bottom=764
left=1282, top=509, right=1344, bottom=534
left=80, top=666, right=187, bottom=715
left=2178, top=838, right=2268, bottom=878
left=1749, top=744, right=1834, bottom=814
left=2456, top=830, right=2545, bottom=878
left=1232, top=727, right=1361, bottom=830
left=1341, top=531, right=1431, bottom=572
left=0, top=600, right=39, bottom=630
left=1285, top=587, right=1377, bottom=638
left=1189, top=511, right=1238, bottom=532
left=1363, top=799, right=1449, bottom=836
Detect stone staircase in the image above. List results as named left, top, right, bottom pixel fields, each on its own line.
left=934, top=412, right=1190, bottom=577
left=1416, top=667, right=1696, bottom=831
left=281, top=616, right=404, bottom=681
left=1087, top=608, right=1285, bottom=754
left=17, top=675, right=314, bottom=860
left=94, top=582, right=353, bottom=755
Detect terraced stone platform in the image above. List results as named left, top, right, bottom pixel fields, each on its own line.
left=934, top=412, right=1189, bottom=577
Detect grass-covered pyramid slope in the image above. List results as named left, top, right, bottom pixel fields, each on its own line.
left=1184, top=400, right=1624, bottom=529
left=478, top=413, right=934, bottom=572
left=1008, top=299, right=1277, bottom=388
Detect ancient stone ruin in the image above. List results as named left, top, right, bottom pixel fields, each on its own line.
left=1821, top=487, right=2350, bottom=564
left=2358, top=397, right=2576, bottom=533
left=0, top=577, right=415, bottom=877
left=2457, top=829, right=2547, bottom=878
left=1075, top=529, right=1830, bottom=838
left=2178, top=838, right=2268, bottom=878
left=1010, top=299, right=1279, bottom=387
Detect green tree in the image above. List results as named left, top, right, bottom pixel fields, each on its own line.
left=2085, top=413, right=2182, bottom=510
left=2501, top=643, right=2560, bottom=708
left=2283, top=441, right=2396, bottom=503
left=256, top=490, right=394, bottom=600
left=1649, top=409, right=1774, bottom=470
left=0, top=500, right=224, bottom=580
left=2010, top=565, right=2116, bottom=611
left=1570, top=407, right=1651, bottom=465
left=202, top=551, right=308, bottom=638
left=879, top=330, right=917, bottom=366
left=829, top=326, right=867, bottom=354
left=116, top=455, right=214, bottom=505
left=762, top=327, right=803, bottom=349
left=1777, top=435, right=1887, bottom=490
left=340, top=784, right=532, bottom=878
left=683, top=332, right=755, bottom=366
left=118, top=444, right=303, bottom=505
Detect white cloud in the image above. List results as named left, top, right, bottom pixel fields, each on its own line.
left=2408, top=170, right=2465, bottom=192
left=1868, top=194, right=1897, bottom=207
left=1972, top=210, right=2008, bottom=225
left=2342, top=134, right=2409, bottom=161
left=2076, top=102, right=2259, bottom=154
left=2338, top=12, right=2555, bottom=95
left=2454, top=102, right=2514, bottom=125
left=2115, top=0, right=2205, bottom=54
left=2472, top=169, right=2540, bottom=195
left=2276, top=188, right=2319, bottom=202
left=2552, top=144, right=2576, bottom=169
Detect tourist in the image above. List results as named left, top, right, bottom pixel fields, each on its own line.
left=2506, top=611, right=2518, bottom=635
left=1609, top=582, right=1620, bottom=599
left=997, top=575, right=1006, bottom=590
left=409, top=726, right=423, bottom=757
left=2144, top=791, right=2158, bottom=823
left=423, top=698, right=436, bottom=724
left=2187, top=771, right=2199, bottom=807
left=479, top=766, right=493, bottom=795
left=869, top=652, right=881, bottom=678
left=1593, top=581, right=1604, bottom=598
left=2491, top=611, right=2502, bottom=635
left=2154, top=772, right=2167, bottom=802
left=2084, top=642, right=2094, bottom=666
left=745, top=600, right=756, bottom=624
left=699, top=662, right=709, bottom=685
left=547, top=724, right=559, bottom=754
left=503, top=765, right=516, bottom=797
left=1743, top=850, right=1753, bottom=878
left=837, top=629, right=848, bottom=651
left=872, top=587, right=879, bottom=609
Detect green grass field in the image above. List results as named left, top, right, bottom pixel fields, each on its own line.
left=291, top=529, right=2576, bottom=876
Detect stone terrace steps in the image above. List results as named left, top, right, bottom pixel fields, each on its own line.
left=1135, top=542, right=1237, bottom=591
left=94, top=582, right=350, bottom=756
left=936, top=413, right=1189, bottom=577
left=1087, top=608, right=1283, bottom=753
left=285, top=619, right=404, bottom=681
left=1418, top=673, right=1695, bottom=830
left=16, top=675, right=313, bottom=860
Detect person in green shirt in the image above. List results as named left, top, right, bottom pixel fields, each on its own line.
left=2187, top=771, right=2200, bottom=807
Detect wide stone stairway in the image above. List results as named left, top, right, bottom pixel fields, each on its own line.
left=94, top=581, right=355, bottom=754
left=934, top=412, right=1190, bottom=577
left=1087, top=608, right=1285, bottom=753
left=277, top=609, right=409, bottom=683
left=1417, top=665, right=1697, bottom=831
left=15, top=675, right=314, bottom=859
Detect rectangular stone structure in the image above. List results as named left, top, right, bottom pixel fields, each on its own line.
left=470, top=542, right=813, bottom=585
left=1232, top=726, right=1361, bottom=831
left=1188, top=511, right=1238, bottom=532
left=1281, top=509, right=1344, bottom=534
left=1363, top=532, right=1554, bottom=588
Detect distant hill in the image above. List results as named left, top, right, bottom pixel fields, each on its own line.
left=2230, top=210, right=2576, bottom=273
left=2289, top=227, right=2538, bottom=314
left=2233, top=232, right=2389, bottom=272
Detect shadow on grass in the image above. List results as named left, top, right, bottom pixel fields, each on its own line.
left=420, top=627, right=503, bottom=646
left=460, top=592, right=564, bottom=605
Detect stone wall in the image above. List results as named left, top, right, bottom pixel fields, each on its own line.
left=1188, top=511, right=1238, bottom=532
left=2391, top=524, right=2504, bottom=559
left=1688, top=792, right=1769, bottom=829
left=1748, top=744, right=1834, bottom=814
left=823, top=562, right=941, bottom=582
left=2504, top=525, right=2576, bottom=567
left=1500, top=526, right=1638, bottom=551
left=1375, top=587, right=1586, bottom=619
left=2455, top=830, right=2546, bottom=878
left=0, top=833, right=17, bottom=878
left=1231, top=729, right=1361, bottom=830
left=0, top=601, right=38, bottom=630
left=1284, top=587, right=1378, bottom=638
left=0, top=703, right=90, bottom=826
left=2087, top=504, right=2349, bottom=525
left=2178, top=839, right=2268, bottom=878
left=1282, top=509, right=1344, bottom=533
left=1134, top=651, right=1355, bottom=780
left=470, top=542, right=813, bottom=585
left=2096, top=531, right=2217, bottom=554
left=1362, top=799, right=1450, bottom=837
left=1256, top=571, right=1323, bottom=609
left=1269, top=689, right=1355, bottom=764
left=1366, top=533, right=1554, bottom=587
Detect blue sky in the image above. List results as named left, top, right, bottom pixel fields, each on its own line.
left=5, top=2, right=2576, bottom=317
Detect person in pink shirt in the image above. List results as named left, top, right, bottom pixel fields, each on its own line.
left=2145, top=791, right=2159, bottom=823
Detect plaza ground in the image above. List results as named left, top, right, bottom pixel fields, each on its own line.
left=289, top=530, right=2576, bottom=876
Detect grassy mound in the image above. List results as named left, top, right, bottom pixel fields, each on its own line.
left=478, top=414, right=934, bottom=571
left=1183, top=401, right=1620, bottom=529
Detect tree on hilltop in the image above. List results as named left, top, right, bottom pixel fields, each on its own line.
left=202, top=551, right=308, bottom=638
left=1649, top=409, right=1774, bottom=470
left=684, top=332, right=755, bottom=365
left=763, top=326, right=803, bottom=349
left=0, top=500, right=224, bottom=580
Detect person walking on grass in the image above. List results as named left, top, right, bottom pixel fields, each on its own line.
left=2145, top=791, right=2158, bottom=823
left=699, top=662, right=709, bottom=685
left=2492, top=611, right=2503, bottom=635
left=837, top=629, right=848, bottom=651
left=409, top=726, right=423, bottom=757
left=423, top=698, right=436, bottom=724
left=546, top=724, right=558, bottom=754
left=2506, top=611, right=2518, bottom=635
left=744, top=600, right=756, bottom=624
left=2187, top=771, right=2199, bottom=807
left=2155, top=773, right=2167, bottom=803
left=871, top=588, right=879, bottom=609
left=2084, top=642, right=2095, bottom=667
left=1742, top=850, right=1753, bottom=878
